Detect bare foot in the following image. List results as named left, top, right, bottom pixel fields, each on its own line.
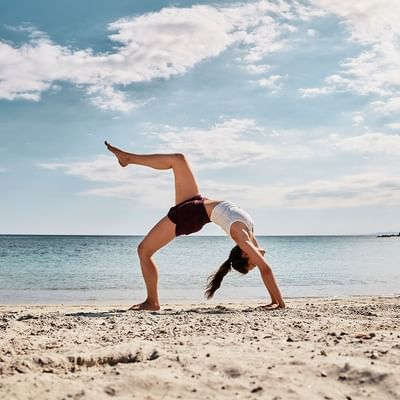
left=128, top=301, right=160, bottom=311
left=257, top=303, right=285, bottom=310
left=104, top=141, right=130, bottom=167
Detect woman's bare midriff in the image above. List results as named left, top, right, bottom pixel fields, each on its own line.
left=203, top=198, right=221, bottom=219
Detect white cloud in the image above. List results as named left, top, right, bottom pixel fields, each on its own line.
left=81, top=183, right=173, bottom=207
left=302, top=1, right=400, bottom=107
left=4, top=23, right=42, bottom=35
left=244, top=64, right=270, bottom=74
left=0, top=2, right=321, bottom=111
left=370, top=97, right=400, bottom=115
left=39, top=154, right=165, bottom=184
left=307, top=29, right=317, bottom=37
left=285, top=172, right=400, bottom=208
left=385, top=122, right=400, bottom=130
left=86, top=85, right=138, bottom=112
left=38, top=155, right=175, bottom=207
left=146, top=118, right=313, bottom=169
left=328, top=132, right=400, bottom=155
left=257, top=74, right=286, bottom=93
left=201, top=179, right=285, bottom=207
left=351, top=111, right=364, bottom=127
left=310, top=0, right=400, bottom=46
left=299, top=86, right=335, bottom=97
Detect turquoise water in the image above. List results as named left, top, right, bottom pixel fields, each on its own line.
left=0, top=235, right=399, bottom=303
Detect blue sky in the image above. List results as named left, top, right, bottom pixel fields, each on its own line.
left=1, top=0, right=399, bottom=235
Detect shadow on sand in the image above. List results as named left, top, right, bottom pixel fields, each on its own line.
left=64, top=309, right=128, bottom=318
left=64, top=305, right=270, bottom=318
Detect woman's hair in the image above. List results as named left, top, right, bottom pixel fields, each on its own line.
left=204, top=245, right=249, bottom=299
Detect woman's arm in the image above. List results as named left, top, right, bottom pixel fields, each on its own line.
left=250, top=235, right=266, bottom=256
left=232, top=230, right=285, bottom=308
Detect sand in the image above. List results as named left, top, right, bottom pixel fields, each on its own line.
left=0, top=296, right=399, bottom=400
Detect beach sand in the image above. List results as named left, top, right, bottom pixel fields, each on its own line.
left=0, top=296, right=399, bottom=400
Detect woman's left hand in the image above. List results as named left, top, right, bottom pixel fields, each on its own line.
left=258, top=247, right=266, bottom=256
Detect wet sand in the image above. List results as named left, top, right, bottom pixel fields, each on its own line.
left=0, top=296, right=399, bottom=399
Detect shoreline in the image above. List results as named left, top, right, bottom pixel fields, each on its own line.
left=1, top=292, right=399, bottom=306
left=1, top=296, right=399, bottom=399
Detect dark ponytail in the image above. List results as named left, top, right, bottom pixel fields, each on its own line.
left=205, top=259, right=231, bottom=299
left=204, top=245, right=249, bottom=299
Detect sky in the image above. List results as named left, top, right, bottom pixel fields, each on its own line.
left=0, top=0, right=400, bottom=235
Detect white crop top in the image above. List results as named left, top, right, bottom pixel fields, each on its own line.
left=210, top=201, right=254, bottom=236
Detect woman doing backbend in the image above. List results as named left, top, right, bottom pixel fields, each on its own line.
left=105, top=141, right=285, bottom=311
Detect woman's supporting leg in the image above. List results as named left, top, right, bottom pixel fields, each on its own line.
left=132, top=216, right=176, bottom=311
left=105, top=141, right=200, bottom=310
left=105, top=141, right=200, bottom=204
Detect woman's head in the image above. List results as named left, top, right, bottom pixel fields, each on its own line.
left=204, top=245, right=249, bottom=299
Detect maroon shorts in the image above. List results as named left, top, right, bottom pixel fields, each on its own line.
left=167, top=194, right=211, bottom=236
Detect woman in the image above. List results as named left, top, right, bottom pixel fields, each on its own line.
left=105, top=141, right=285, bottom=311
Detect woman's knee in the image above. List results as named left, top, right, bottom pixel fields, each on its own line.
left=137, top=241, right=153, bottom=258
left=173, top=153, right=187, bottom=164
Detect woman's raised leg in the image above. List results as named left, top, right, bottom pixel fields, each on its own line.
left=132, top=216, right=176, bottom=311
left=105, top=141, right=200, bottom=204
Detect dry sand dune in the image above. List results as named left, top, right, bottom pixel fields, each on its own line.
left=1, top=296, right=399, bottom=399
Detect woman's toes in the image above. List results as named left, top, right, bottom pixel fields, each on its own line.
left=104, top=142, right=128, bottom=167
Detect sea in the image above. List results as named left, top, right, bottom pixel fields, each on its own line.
left=0, top=235, right=399, bottom=304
